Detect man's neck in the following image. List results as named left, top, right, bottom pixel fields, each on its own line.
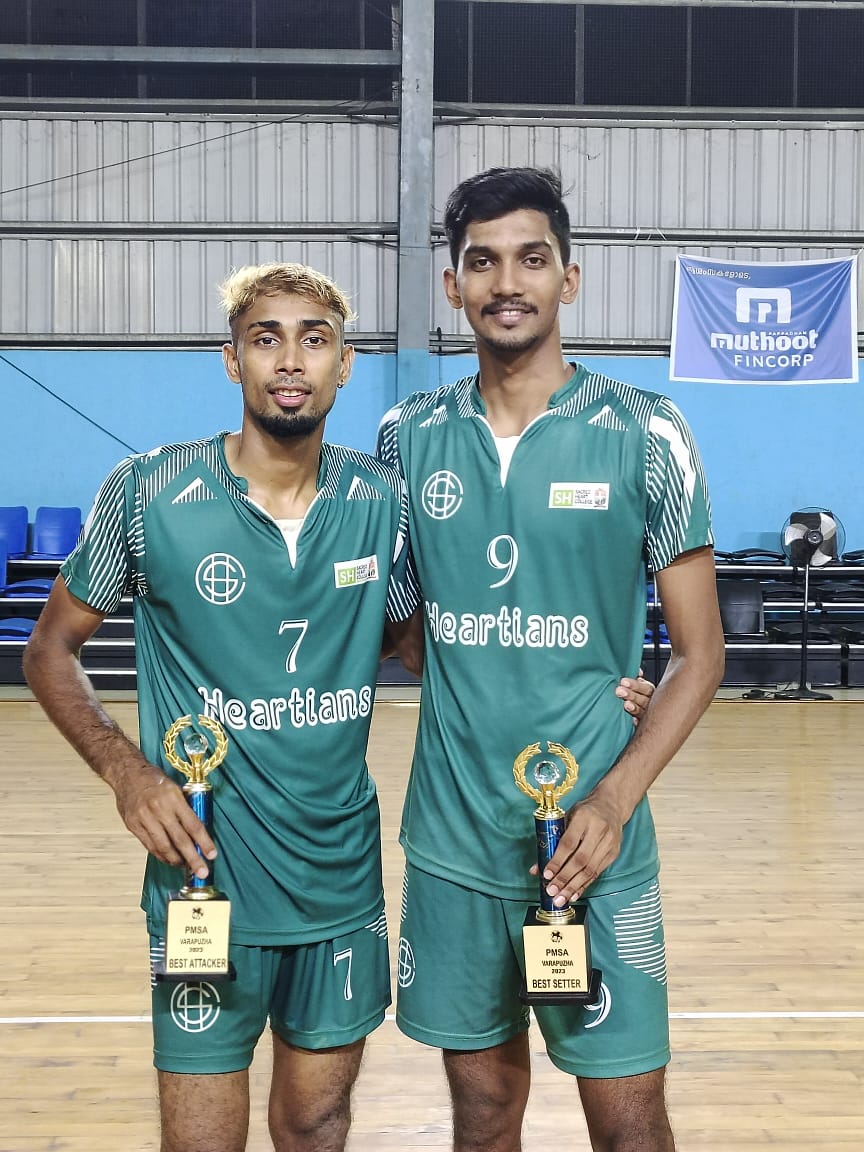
left=476, top=342, right=573, bottom=436
left=224, top=426, right=323, bottom=520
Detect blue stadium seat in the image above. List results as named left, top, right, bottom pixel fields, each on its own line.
left=28, top=506, right=82, bottom=560
left=0, top=539, right=43, bottom=603
left=4, top=578, right=53, bottom=598
left=4, top=528, right=54, bottom=597
left=644, top=622, right=669, bottom=644
left=0, top=617, right=36, bottom=638
left=0, top=506, right=29, bottom=559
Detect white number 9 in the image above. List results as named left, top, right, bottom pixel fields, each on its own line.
left=487, top=534, right=519, bottom=588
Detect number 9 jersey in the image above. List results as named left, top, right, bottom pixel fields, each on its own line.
left=376, top=365, right=713, bottom=900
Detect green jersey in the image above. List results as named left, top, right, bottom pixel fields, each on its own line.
left=62, top=433, right=418, bottom=944
left=377, top=366, right=713, bottom=900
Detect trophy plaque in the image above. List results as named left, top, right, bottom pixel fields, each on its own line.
left=152, top=714, right=233, bottom=982
left=513, top=741, right=601, bottom=1005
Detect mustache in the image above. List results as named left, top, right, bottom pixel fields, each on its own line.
left=266, top=379, right=309, bottom=391
left=481, top=301, right=538, bottom=317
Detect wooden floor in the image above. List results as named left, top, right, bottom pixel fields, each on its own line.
left=1, top=697, right=863, bottom=1150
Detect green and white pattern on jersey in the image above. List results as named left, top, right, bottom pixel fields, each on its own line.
left=62, top=433, right=418, bottom=945
left=377, top=365, right=713, bottom=901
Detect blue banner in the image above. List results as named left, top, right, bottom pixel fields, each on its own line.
left=670, top=255, right=859, bottom=384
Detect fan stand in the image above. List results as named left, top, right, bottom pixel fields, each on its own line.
left=769, top=558, right=832, bottom=701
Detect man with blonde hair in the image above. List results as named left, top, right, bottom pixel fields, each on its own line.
left=220, top=261, right=356, bottom=327
left=24, top=262, right=419, bottom=1152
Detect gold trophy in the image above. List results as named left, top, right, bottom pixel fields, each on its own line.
left=152, top=714, right=233, bottom=982
left=513, top=741, right=601, bottom=1004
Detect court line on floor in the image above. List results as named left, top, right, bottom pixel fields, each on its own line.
left=2, top=1010, right=864, bottom=1025
left=669, top=1011, right=864, bottom=1019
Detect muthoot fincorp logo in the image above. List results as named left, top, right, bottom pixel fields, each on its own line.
left=708, top=328, right=819, bottom=369
left=708, top=285, right=820, bottom=368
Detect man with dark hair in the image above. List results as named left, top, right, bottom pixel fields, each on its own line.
left=378, top=168, right=724, bottom=1151
left=443, top=166, right=572, bottom=268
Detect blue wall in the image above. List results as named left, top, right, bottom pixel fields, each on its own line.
left=2, top=349, right=861, bottom=552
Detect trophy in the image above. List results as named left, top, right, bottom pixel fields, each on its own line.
left=152, top=714, right=233, bottom=982
left=513, top=741, right=601, bottom=1004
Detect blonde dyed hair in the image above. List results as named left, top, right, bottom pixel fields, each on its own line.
left=219, top=263, right=356, bottom=333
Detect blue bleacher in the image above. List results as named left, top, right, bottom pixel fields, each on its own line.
left=3, top=506, right=81, bottom=599
left=28, top=506, right=82, bottom=560
left=0, top=616, right=36, bottom=639
left=0, top=506, right=29, bottom=559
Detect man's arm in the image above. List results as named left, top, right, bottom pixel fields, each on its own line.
left=540, top=545, right=724, bottom=905
left=23, top=577, right=214, bottom=879
left=381, top=608, right=425, bottom=677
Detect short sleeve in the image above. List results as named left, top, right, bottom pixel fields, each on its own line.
left=375, top=404, right=404, bottom=477
left=60, top=456, right=139, bottom=613
left=644, top=398, right=714, bottom=572
left=384, top=467, right=420, bottom=623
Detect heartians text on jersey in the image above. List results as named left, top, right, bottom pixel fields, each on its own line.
left=196, top=685, right=374, bottom=731
left=425, top=601, right=589, bottom=649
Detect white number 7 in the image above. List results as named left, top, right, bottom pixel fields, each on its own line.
left=278, top=620, right=309, bottom=674
left=487, top=535, right=519, bottom=588
left=333, top=948, right=353, bottom=1001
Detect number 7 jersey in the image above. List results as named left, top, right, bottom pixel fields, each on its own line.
left=377, top=365, right=713, bottom=900
left=62, top=433, right=419, bottom=943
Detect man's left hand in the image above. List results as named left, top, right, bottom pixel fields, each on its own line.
left=531, top=794, right=624, bottom=905
left=616, top=670, right=654, bottom=724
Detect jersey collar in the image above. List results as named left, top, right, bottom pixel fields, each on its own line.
left=215, top=431, right=333, bottom=498
left=467, top=362, right=589, bottom=415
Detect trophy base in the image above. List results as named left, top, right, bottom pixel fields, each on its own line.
left=153, top=890, right=234, bottom=983
left=152, top=960, right=237, bottom=984
left=519, top=905, right=601, bottom=1005
left=520, top=966, right=602, bottom=1006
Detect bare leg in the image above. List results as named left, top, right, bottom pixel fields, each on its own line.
left=578, top=1068, right=675, bottom=1152
left=159, top=1069, right=250, bottom=1152
left=443, top=1033, right=531, bottom=1152
left=268, top=1031, right=366, bottom=1152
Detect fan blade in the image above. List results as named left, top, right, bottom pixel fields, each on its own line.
left=783, top=524, right=806, bottom=546
left=812, top=521, right=839, bottom=565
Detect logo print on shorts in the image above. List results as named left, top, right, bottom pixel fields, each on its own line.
left=584, top=980, right=611, bottom=1030
left=421, top=471, right=464, bottom=520
left=195, top=553, right=246, bottom=605
left=170, top=981, right=222, bottom=1033
left=397, top=937, right=416, bottom=988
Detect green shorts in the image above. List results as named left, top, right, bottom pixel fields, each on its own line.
left=149, top=910, right=391, bottom=1074
left=396, top=864, right=670, bottom=1079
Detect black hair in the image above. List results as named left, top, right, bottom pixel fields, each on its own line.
left=443, top=166, right=571, bottom=268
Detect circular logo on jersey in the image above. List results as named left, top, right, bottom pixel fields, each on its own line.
left=170, top=981, right=222, bottom=1033
left=195, top=553, right=246, bottom=605
left=397, top=937, right=416, bottom=988
left=584, top=980, right=612, bottom=1030
left=421, top=470, right=464, bottom=520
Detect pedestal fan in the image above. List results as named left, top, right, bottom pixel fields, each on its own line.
left=771, top=508, right=844, bottom=701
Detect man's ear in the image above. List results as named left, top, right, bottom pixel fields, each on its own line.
left=443, top=267, right=463, bottom=311
left=222, top=341, right=241, bottom=384
left=337, top=342, right=355, bottom=388
left=560, top=262, right=581, bottom=305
